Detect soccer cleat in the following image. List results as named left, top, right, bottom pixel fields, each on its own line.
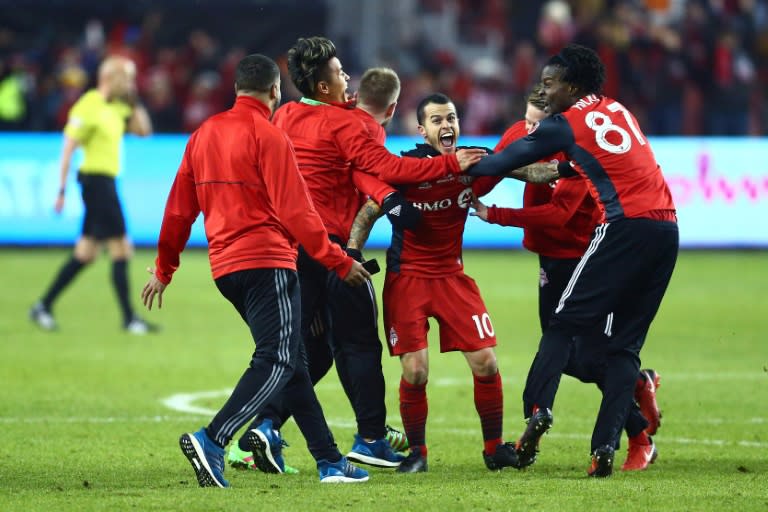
left=515, top=407, right=554, bottom=468
left=621, top=435, right=658, bottom=471
left=124, top=316, right=160, bottom=335
left=483, top=442, right=520, bottom=470
left=587, top=445, right=615, bottom=478
left=317, top=456, right=370, bottom=483
left=179, top=428, right=229, bottom=488
left=346, top=433, right=405, bottom=468
left=385, top=424, right=409, bottom=452
left=228, top=442, right=299, bottom=474
left=635, top=369, right=662, bottom=435
left=395, top=446, right=428, bottom=473
left=30, top=302, right=57, bottom=331
left=243, top=419, right=285, bottom=474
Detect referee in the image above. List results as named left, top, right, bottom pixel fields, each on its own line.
left=29, top=56, right=155, bottom=334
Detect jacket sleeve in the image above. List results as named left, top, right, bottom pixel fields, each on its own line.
left=263, top=131, right=353, bottom=279
left=486, top=177, right=589, bottom=229
left=352, top=170, right=396, bottom=205
left=468, top=115, right=573, bottom=177
left=337, top=116, right=459, bottom=184
left=155, top=138, right=201, bottom=285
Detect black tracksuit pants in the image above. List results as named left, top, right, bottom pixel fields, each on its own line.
left=522, top=218, right=679, bottom=452
left=256, top=242, right=387, bottom=440
left=526, top=254, right=649, bottom=442
left=207, top=268, right=339, bottom=461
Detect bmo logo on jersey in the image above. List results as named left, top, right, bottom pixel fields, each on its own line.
left=412, top=188, right=473, bottom=211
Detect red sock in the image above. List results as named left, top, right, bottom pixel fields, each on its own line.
left=474, top=372, right=504, bottom=455
left=399, top=377, right=428, bottom=450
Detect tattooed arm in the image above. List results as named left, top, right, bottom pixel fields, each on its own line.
left=347, top=198, right=384, bottom=251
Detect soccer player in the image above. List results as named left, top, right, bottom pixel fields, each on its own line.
left=29, top=56, right=156, bottom=334
left=377, top=92, right=519, bottom=473
left=473, top=86, right=662, bottom=472
left=238, top=37, right=485, bottom=471
left=467, top=44, right=678, bottom=477
left=140, top=54, right=371, bottom=487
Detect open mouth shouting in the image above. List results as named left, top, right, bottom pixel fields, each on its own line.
left=439, top=131, right=455, bottom=150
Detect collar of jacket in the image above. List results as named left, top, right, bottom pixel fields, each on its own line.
left=300, top=97, right=356, bottom=109
left=234, top=95, right=272, bottom=118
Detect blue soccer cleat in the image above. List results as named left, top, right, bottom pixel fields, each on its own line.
left=243, top=418, right=285, bottom=474
left=179, top=428, right=229, bottom=488
left=318, top=456, right=370, bottom=483
left=346, top=433, right=405, bottom=468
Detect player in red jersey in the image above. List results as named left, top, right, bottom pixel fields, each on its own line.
left=467, top=44, right=678, bottom=477
left=140, top=54, right=371, bottom=486
left=376, top=93, right=519, bottom=473
left=473, top=86, right=662, bottom=472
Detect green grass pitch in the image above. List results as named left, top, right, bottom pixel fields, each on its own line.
left=1, top=248, right=766, bottom=511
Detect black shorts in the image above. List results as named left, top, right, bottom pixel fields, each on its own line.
left=77, top=172, right=126, bottom=240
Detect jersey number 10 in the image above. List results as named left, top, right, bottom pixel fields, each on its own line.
left=585, top=102, right=646, bottom=155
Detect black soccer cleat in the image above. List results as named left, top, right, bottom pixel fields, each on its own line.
left=395, top=446, right=427, bottom=473
left=588, top=445, right=615, bottom=478
left=483, top=442, right=520, bottom=470
left=515, top=407, right=553, bottom=468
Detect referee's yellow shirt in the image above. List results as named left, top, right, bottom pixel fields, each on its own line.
left=64, top=89, right=132, bottom=178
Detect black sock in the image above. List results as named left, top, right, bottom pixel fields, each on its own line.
left=111, top=259, right=133, bottom=324
left=41, top=256, right=85, bottom=310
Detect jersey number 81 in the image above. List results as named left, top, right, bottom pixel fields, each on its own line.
left=585, top=102, right=646, bottom=155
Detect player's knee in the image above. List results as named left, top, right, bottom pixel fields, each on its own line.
left=401, top=362, right=428, bottom=386
left=467, top=349, right=498, bottom=376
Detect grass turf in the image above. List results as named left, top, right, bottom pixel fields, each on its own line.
left=1, top=248, right=766, bottom=511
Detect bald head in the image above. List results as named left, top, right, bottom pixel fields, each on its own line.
left=98, top=56, right=137, bottom=101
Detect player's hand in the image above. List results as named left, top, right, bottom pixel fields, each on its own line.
left=382, top=192, right=422, bottom=230
left=54, top=193, right=65, bottom=214
left=343, top=259, right=371, bottom=286
left=456, top=148, right=487, bottom=171
left=141, top=267, right=167, bottom=310
left=470, top=197, right=489, bottom=221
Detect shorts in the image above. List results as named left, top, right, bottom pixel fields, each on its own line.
left=383, top=271, right=497, bottom=356
left=78, top=172, right=127, bottom=240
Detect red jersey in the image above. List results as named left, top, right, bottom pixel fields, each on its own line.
left=491, top=120, right=600, bottom=259
left=154, top=95, right=352, bottom=284
left=470, top=95, right=676, bottom=223
left=387, top=144, right=499, bottom=277
left=272, top=100, right=460, bottom=243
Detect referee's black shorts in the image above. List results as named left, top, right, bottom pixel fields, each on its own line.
left=77, top=172, right=127, bottom=240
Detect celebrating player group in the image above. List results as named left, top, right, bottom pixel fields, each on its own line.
left=138, top=37, right=676, bottom=487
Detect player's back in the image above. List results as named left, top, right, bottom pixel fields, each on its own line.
left=186, top=98, right=297, bottom=273
left=561, top=94, right=675, bottom=221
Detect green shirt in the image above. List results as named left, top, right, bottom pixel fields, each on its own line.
left=64, top=89, right=132, bottom=177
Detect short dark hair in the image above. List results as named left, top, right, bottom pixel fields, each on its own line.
left=416, top=93, right=453, bottom=125
left=235, top=54, right=279, bottom=93
left=287, top=36, right=337, bottom=97
left=526, top=83, right=547, bottom=111
left=357, top=67, right=400, bottom=111
left=546, top=44, right=606, bottom=95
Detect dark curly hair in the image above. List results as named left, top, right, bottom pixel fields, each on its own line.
left=287, top=36, right=337, bottom=98
left=546, top=44, right=606, bottom=95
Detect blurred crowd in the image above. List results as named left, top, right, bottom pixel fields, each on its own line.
left=1, top=0, right=766, bottom=136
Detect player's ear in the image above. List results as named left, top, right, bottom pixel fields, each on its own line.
left=417, top=124, right=427, bottom=139
left=385, top=101, right=397, bottom=120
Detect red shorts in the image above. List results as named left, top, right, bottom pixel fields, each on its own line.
left=383, top=272, right=497, bottom=356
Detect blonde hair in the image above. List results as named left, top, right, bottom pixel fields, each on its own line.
left=357, top=67, right=400, bottom=112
